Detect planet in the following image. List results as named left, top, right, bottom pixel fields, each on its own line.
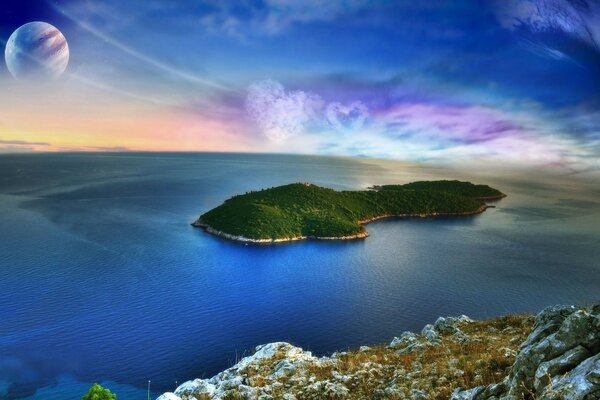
left=4, top=21, right=69, bottom=81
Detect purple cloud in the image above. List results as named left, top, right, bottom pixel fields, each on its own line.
left=378, top=103, right=525, bottom=144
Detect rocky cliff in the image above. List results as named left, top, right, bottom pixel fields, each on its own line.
left=158, top=304, right=599, bottom=400
left=452, top=304, right=600, bottom=400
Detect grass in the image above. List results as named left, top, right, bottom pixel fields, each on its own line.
left=194, top=314, right=533, bottom=400
left=195, top=180, right=505, bottom=240
left=338, top=314, right=533, bottom=400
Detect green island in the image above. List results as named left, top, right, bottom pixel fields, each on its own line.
left=192, top=180, right=505, bottom=243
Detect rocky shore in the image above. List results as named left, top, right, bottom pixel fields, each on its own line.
left=193, top=204, right=492, bottom=244
left=157, top=303, right=599, bottom=400
left=356, top=204, right=493, bottom=225
left=191, top=221, right=370, bottom=243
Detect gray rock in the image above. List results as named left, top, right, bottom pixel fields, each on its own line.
left=540, top=353, right=600, bottom=400
left=450, top=386, right=485, bottom=400
left=507, top=307, right=600, bottom=397
left=174, top=378, right=216, bottom=397
left=156, top=394, right=180, bottom=400
left=434, top=315, right=473, bottom=334
left=410, top=388, right=428, bottom=399
left=303, top=380, right=350, bottom=398
left=390, top=331, right=418, bottom=348
left=421, top=324, right=441, bottom=344
left=395, top=342, right=424, bottom=355
left=452, top=304, right=600, bottom=400
left=534, top=345, right=591, bottom=391
left=454, top=329, right=471, bottom=344
left=273, top=358, right=298, bottom=378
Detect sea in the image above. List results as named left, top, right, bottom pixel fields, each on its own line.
left=0, top=152, right=599, bottom=399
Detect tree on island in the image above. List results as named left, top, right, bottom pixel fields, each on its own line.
left=82, top=383, right=117, bottom=400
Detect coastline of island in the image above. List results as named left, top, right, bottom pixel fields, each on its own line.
left=193, top=203, right=500, bottom=244
left=192, top=220, right=370, bottom=243
left=192, top=181, right=506, bottom=244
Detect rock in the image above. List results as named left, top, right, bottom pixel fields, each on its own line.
left=156, top=394, right=180, bottom=400
left=534, top=345, right=591, bottom=391
left=450, top=386, right=480, bottom=400
left=303, top=380, right=349, bottom=398
left=540, top=353, right=600, bottom=399
left=373, top=381, right=407, bottom=399
left=500, top=347, right=517, bottom=358
left=390, top=331, right=418, bottom=348
left=507, top=307, right=600, bottom=397
left=174, top=379, right=215, bottom=397
left=433, top=315, right=472, bottom=334
left=454, top=329, right=471, bottom=344
left=410, top=388, right=428, bottom=399
left=157, top=304, right=598, bottom=400
left=272, top=358, right=298, bottom=378
left=450, top=380, right=508, bottom=400
left=390, top=331, right=425, bottom=354
left=163, top=342, right=316, bottom=400
left=421, top=324, right=441, bottom=344
left=452, top=304, right=600, bottom=400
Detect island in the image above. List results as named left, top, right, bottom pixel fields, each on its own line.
left=192, top=180, right=506, bottom=243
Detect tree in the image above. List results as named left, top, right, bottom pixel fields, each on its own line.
left=81, top=383, right=117, bottom=400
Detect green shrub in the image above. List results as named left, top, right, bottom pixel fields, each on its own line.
left=81, top=383, right=117, bottom=400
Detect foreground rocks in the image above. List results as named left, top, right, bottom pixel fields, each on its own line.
left=158, top=305, right=598, bottom=400
left=452, top=304, right=600, bottom=400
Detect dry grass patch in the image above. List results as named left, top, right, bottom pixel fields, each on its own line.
left=188, top=313, right=534, bottom=400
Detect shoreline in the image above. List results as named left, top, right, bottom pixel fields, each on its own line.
left=192, top=202, right=497, bottom=244
left=475, top=194, right=507, bottom=201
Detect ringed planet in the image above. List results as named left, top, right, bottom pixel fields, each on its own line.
left=4, top=21, right=69, bottom=81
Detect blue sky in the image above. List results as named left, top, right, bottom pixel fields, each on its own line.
left=0, top=0, right=599, bottom=171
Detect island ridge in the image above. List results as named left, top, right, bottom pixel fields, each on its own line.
left=192, top=180, right=505, bottom=243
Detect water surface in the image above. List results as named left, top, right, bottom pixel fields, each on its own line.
left=0, top=153, right=599, bottom=399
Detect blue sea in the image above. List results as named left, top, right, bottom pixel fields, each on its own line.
left=0, top=153, right=599, bottom=399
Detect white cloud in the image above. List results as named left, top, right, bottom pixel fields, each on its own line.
left=493, top=0, right=600, bottom=50
left=246, top=79, right=323, bottom=142
left=259, top=0, right=370, bottom=34
left=199, top=0, right=373, bottom=39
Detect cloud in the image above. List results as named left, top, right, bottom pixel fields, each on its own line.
left=200, top=13, right=246, bottom=41
left=519, top=39, right=584, bottom=67
left=258, top=0, right=371, bottom=34
left=83, top=146, right=130, bottom=152
left=493, top=0, right=600, bottom=51
left=0, top=139, right=50, bottom=146
left=378, top=103, right=525, bottom=144
left=310, top=100, right=596, bottom=171
left=325, top=101, right=369, bottom=132
left=246, top=79, right=323, bottom=142
left=0, top=138, right=50, bottom=153
left=51, top=2, right=228, bottom=91
left=199, top=0, right=373, bottom=39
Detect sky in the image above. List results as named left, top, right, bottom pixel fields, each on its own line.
left=0, top=0, right=599, bottom=172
